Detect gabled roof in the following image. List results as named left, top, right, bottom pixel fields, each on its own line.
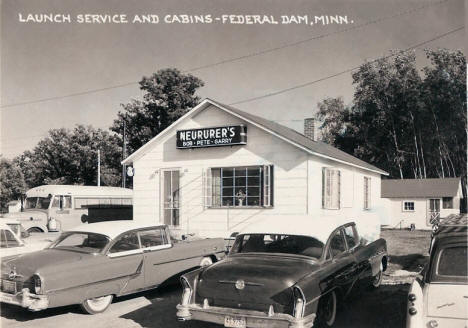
left=123, top=98, right=388, bottom=175
left=381, top=178, right=461, bottom=198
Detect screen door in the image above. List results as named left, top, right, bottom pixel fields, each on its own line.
left=161, top=170, right=180, bottom=226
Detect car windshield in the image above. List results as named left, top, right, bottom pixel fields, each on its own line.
left=24, top=196, right=52, bottom=210
left=51, top=232, right=110, bottom=254
left=230, top=234, right=324, bottom=259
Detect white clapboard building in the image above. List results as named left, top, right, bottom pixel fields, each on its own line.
left=381, top=178, right=462, bottom=230
left=122, top=98, right=389, bottom=238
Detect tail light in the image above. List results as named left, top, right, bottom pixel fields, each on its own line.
left=33, top=274, right=44, bottom=294
left=408, top=293, right=416, bottom=302
left=293, top=286, right=305, bottom=318
left=180, top=277, right=192, bottom=305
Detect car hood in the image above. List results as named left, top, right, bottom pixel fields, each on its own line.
left=196, top=254, right=319, bottom=311
left=1, top=249, right=88, bottom=281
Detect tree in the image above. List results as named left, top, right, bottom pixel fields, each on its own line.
left=317, top=49, right=466, bottom=188
left=14, top=125, right=122, bottom=187
left=0, top=157, right=27, bottom=211
left=315, top=97, right=349, bottom=144
left=111, top=68, right=204, bottom=155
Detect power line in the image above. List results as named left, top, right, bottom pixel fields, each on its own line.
left=1, top=26, right=463, bottom=145
left=229, top=26, right=464, bottom=106
left=0, top=0, right=452, bottom=110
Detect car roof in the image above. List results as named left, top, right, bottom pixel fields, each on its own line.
left=239, top=215, right=353, bottom=244
left=68, top=221, right=164, bottom=240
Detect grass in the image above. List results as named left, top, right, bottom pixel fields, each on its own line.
left=381, top=229, right=432, bottom=284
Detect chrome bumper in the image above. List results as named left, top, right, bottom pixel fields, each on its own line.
left=0, top=288, right=49, bottom=311
left=176, top=303, right=316, bottom=328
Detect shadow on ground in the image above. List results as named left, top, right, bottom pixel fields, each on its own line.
left=0, top=303, right=80, bottom=322
left=121, top=283, right=410, bottom=328
left=389, top=254, right=429, bottom=272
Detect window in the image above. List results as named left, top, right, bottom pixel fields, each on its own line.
left=437, top=246, right=467, bottom=277
left=403, top=201, right=415, bottom=211
left=74, top=197, right=133, bottom=209
left=0, top=230, right=21, bottom=248
left=109, top=232, right=140, bottom=253
left=322, top=168, right=340, bottom=209
left=230, top=234, right=324, bottom=259
left=329, top=230, right=346, bottom=257
left=363, top=177, right=371, bottom=209
left=205, top=165, right=273, bottom=207
left=52, top=195, right=72, bottom=209
left=442, top=197, right=453, bottom=209
left=343, top=225, right=358, bottom=249
left=139, top=229, right=166, bottom=248
left=52, top=232, right=109, bottom=253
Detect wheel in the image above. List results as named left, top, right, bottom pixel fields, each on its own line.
left=315, top=290, right=337, bottom=327
left=200, top=257, right=213, bottom=267
left=80, top=295, right=113, bottom=314
left=27, top=227, right=43, bottom=233
left=371, top=263, right=383, bottom=289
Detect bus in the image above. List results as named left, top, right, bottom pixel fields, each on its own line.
left=2, top=185, right=133, bottom=233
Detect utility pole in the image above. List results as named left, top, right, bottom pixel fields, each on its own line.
left=122, top=117, right=127, bottom=188
left=97, top=149, right=101, bottom=186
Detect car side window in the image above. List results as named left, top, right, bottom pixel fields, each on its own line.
left=329, top=230, right=346, bottom=258
left=0, top=229, right=21, bottom=248
left=139, top=229, right=166, bottom=249
left=109, top=232, right=140, bottom=253
left=344, top=225, right=358, bottom=249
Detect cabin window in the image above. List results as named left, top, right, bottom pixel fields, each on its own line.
left=52, top=195, right=72, bottom=209
left=204, top=165, right=273, bottom=207
left=138, top=228, right=167, bottom=248
left=442, top=197, right=453, bottom=209
left=109, top=232, right=140, bottom=253
left=403, top=201, right=415, bottom=211
left=363, top=177, right=371, bottom=209
left=0, top=229, right=21, bottom=248
left=322, top=168, right=340, bottom=209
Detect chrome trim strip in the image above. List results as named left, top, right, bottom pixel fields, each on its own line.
left=218, top=280, right=264, bottom=286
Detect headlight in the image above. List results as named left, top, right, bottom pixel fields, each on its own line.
left=293, top=286, right=305, bottom=318
left=32, top=274, right=44, bottom=294
left=180, top=277, right=192, bottom=305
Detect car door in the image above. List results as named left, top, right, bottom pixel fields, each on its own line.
left=325, top=228, right=357, bottom=293
left=138, top=227, right=176, bottom=288
left=342, top=224, right=365, bottom=285
left=106, top=230, right=145, bottom=295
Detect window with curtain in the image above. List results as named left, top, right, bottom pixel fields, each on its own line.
left=322, top=168, right=340, bottom=209
left=204, top=165, right=273, bottom=207
left=363, top=177, right=371, bottom=209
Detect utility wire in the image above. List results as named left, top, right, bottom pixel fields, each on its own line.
left=0, top=0, right=451, bottom=110
left=229, top=26, right=464, bottom=106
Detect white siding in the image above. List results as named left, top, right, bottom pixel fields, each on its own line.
left=131, top=104, right=384, bottom=238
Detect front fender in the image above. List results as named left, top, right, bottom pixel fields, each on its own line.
left=406, top=278, right=424, bottom=328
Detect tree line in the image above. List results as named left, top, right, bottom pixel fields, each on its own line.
left=1, top=49, right=466, bottom=209
left=317, top=49, right=466, bottom=199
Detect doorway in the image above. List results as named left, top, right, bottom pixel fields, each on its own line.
left=161, top=169, right=180, bottom=226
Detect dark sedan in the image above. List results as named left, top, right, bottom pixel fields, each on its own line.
left=177, top=217, right=387, bottom=328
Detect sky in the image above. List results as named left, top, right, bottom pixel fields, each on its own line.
left=1, top=0, right=465, bottom=159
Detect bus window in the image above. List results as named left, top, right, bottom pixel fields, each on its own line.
left=52, top=196, right=72, bottom=209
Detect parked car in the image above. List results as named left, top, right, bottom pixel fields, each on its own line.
left=406, top=214, right=467, bottom=328
left=1, top=221, right=54, bottom=258
left=176, top=217, right=388, bottom=327
left=0, top=221, right=226, bottom=314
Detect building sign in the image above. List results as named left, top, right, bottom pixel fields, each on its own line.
left=176, top=125, right=247, bottom=149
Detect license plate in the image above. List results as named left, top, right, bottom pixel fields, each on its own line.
left=224, top=315, right=246, bottom=328
left=1, top=280, right=16, bottom=293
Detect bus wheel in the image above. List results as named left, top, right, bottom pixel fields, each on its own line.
left=27, top=227, right=43, bottom=233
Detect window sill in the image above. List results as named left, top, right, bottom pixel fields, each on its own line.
left=208, top=206, right=273, bottom=209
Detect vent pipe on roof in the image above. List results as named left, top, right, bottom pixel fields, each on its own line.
left=304, top=118, right=315, bottom=141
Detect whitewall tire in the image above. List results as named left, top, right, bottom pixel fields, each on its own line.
left=200, top=257, right=213, bottom=267
left=316, top=290, right=337, bottom=327
left=80, top=295, right=113, bottom=314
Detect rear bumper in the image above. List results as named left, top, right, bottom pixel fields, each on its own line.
left=0, top=288, right=49, bottom=311
left=176, top=303, right=316, bottom=328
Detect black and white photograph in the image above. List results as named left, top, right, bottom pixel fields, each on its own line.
left=0, top=0, right=466, bottom=327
